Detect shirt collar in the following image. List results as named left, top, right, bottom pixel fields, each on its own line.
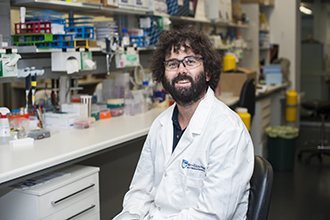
left=172, top=105, right=181, bottom=130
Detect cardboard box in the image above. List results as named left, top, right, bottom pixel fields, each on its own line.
left=43, top=112, right=80, bottom=130
left=219, top=68, right=257, bottom=96
left=61, top=103, right=88, bottom=118
left=103, top=0, right=119, bottom=7
left=232, top=2, right=242, bottom=20
left=134, top=0, right=149, bottom=11
left=264, top=0, right=274, bottom=6
left=118, top=0, right=135, bottom=9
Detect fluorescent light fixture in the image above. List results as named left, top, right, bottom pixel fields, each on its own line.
left=300, top=6, right=312, bottom=15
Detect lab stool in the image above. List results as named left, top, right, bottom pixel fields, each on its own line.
left=298, top=100, right=330, bottom=163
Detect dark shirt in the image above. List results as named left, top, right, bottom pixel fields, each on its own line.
left=172, top=105, right=186, bottom=152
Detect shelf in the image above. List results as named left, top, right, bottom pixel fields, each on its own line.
left=259, top=28, right=270, bottom=32
left=228, top=23, right=249, bottom=29
left=169, top=15, right=211, bottom=24
left=100, top=6, right=149, bottom=16
left=11, top=0, right=149, bottom=16
left=169, top=16, right=249, bottom=29
left=260, top=46, right=270, bottom=50
left=12, top=0, right=100, bottom=12
left=17, top=46, right=102, bottom=54
left=12, top=0, right=250, bottom=29
left=260, top=3, right=275, bottom=7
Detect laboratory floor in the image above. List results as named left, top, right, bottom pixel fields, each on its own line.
left=268, top=118, right=330, bottom=220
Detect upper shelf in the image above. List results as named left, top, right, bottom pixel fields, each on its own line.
left=11, top=0, right=149, bottom=16
left=12, top=0, right=249, bottom=28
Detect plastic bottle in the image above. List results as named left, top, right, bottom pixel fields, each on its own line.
left=225, top=32, right=231, bottom=46
left=122, top=28, right=130, bottom=47
left=236, top=33, right=243, bottom=48
left=142, top=81, right=153, bottom=112
left=285, top=90, right=298, bottom=122
left=236, top=107, right=251, bottom=131
left=0, top=114, right=11, bottom=145
left=144, top=31, right=149, bottom=47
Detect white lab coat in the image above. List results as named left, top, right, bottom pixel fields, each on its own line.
left=113, top=87, right=254, bottom=220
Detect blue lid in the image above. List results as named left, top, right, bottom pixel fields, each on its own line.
left=12, top=109, right=20, bottom=113
left=142, top=81, right=148, bottom=86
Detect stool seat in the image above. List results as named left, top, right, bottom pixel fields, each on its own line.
left=301, top=100, right=330, bottom=115
left=298, top=100, right=330, bottom=163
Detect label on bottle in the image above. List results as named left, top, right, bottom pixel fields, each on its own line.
left=0, top=126, right=11, bottom=137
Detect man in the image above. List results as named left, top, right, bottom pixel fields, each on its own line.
left=113, top=27, right=254, bottom=220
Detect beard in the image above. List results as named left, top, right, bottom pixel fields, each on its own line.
left=163, top=71, right=208, bottom=107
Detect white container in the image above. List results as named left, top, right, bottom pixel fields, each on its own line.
left=0, top=114, right=11, bottom=145
left=43, top=112, right=80, bottom=130
left=51, top=51, right=81, bottom=73
left=80, top=95, right=93, bottom=118
left=102, top=79, right=115, bottom=101
left=115, top=73, right=130, bottom=99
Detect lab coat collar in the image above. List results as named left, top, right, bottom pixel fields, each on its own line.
left=158, top=87, right=215, bottom=164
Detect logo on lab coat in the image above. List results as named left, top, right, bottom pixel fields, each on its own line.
left=182, top=159, right=189, bottom=168
left=181, top=159, right=206, bottom=172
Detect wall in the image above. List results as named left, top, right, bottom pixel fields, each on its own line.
left=269, top=0, right=300, bottom=91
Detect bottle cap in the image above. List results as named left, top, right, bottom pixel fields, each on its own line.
left=142, top=81, right=149, bottom=86
left=235, top=107, right=248, bottom=113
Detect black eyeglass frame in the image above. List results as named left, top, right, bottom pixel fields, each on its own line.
left=163, top=56, right=204, bottom=70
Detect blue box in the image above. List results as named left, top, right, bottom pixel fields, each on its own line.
left=265, top=73, right=282, bottom=85
left=167, top=0, right=189, bottom=16
left=138, top=17, right=166, bottom=46
left=263, top=65, right=281, bottom=74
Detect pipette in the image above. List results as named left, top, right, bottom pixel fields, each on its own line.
left=25, top=73, right=31, bottom=112
left=31, top=70, right=37, bottom=108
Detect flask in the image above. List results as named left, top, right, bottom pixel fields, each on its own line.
left=0, top=114, right=11, bottom=145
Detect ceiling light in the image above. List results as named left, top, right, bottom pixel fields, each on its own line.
left=300, top=6, right=312, bottom=15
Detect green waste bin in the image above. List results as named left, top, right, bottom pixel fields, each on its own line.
left=265, top=126, right=299, bottom=171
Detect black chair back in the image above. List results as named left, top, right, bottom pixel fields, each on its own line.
left=238, top=78, right=256, bottom=120
left=247, top=155, right=274, bottom=220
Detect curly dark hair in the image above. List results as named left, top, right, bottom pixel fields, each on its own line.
left=150, top=27, right=222, bottom=91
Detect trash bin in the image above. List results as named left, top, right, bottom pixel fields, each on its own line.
left=265, top=126, right=299, bottom=171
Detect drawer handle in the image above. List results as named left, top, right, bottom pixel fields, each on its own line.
left=66, top=204, right=96, bottom=220
left=52, top=183, right=95, bottom=205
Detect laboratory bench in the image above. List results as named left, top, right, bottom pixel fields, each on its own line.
left=0, top=107, right=166, bottom=219
left=0, top=82, right=289, bottom=219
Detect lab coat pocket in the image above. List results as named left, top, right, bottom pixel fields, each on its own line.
left=183, top=175, right=204, bottom=208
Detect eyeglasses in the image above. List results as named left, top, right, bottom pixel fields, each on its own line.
left=163, top=56, right=204, bottom=71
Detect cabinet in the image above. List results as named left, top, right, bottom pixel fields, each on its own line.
left=0, top=165, right=100, bottom=220
left=251, top=97, right=271, bottom=156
